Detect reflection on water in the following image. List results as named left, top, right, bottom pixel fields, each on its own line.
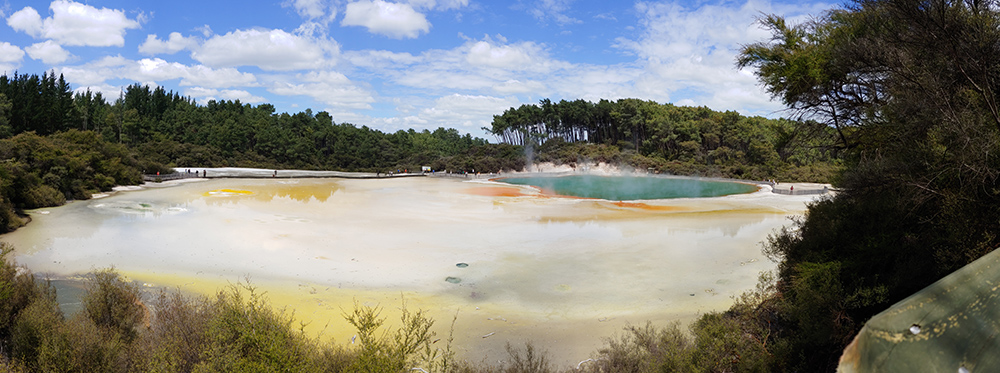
left=2, top=176, right=818, bottom=367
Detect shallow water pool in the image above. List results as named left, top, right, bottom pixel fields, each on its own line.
left=499, top=174, right=759, bottom=200
left=3, top=176, right=815, bottom=367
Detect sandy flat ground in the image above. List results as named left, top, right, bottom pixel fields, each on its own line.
left=4, top=171, right=829, bottom=368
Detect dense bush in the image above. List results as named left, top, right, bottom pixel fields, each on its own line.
left=0, top=131, right=144, bottom=233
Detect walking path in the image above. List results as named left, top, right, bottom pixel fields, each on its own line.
left=144, top=167, right=425, bottom=181
left=145, top=167, right=835, bottom=197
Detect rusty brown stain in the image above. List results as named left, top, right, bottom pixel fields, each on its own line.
left=607, top=201, right=688, bottom=211
left=464, top=186, right=531, bottom=197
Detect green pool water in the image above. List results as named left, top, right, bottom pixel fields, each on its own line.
left=499, top=175, right=758, bottom=200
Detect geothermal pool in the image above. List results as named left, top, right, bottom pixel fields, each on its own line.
left=3, top=175, right=822, bottom=367
left=501, top=174, right=759, bottom=200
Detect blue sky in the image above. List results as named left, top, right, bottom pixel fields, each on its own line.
left=0, top=0, right=837, bottom=139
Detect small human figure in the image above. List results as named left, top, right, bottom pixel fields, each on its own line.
left=273, top=170, right=277, bottom=177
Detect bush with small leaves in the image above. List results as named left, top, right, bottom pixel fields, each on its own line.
left=82, top=268, right=146, bottom=342
left=193, top=282, right=320, bottom=372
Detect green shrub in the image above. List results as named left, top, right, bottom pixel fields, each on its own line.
left=343, top=300, right=440, bottom=373
left=0, top=243, right=54, bottom=358
left=35, top=314, right=130, bottom=372
left=22, top=184, right=65, bottom=208
left=137, top=289, right=214, bottom=373
left=498, top=342, right=553, bottom=373
left=583, top=322, right=695, bottom=373
left=82, top=269, right=146, bottom=342
left=9, top=289, right=62, bottom=369
left=194, top=282, right=319, bottom=372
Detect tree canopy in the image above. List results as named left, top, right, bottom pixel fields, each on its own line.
left=488, top=98, right=842, bottom=181
left=736, top=0, right=1000, bottom=370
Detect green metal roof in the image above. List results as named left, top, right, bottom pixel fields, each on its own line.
left=838, top=248, right=1000, bottom=372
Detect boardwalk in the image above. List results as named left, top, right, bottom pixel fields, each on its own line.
left=768, top=182, right=833, bottom=196
left=142, top=168, right=427, bottom=182
left=142, top=171, right=202, bottom=182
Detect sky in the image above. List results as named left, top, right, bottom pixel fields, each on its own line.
left=0, top=0, right=837, bottom=139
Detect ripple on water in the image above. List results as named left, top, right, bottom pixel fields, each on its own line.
left=89, top=201, right=188, bottom=215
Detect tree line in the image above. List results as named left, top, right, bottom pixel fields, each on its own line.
left=0, top=74, right=499, bottom=173
left=488, top=98, right=842, bottom=181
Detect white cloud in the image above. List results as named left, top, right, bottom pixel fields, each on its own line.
left=288, top=0, right=326, bottom=19
left=57, top=55, right=129, bottom=86
left=195, top=25, right=214, bottom=37
left=369, top=93, right=520, bottom=135
left=342, top=0, right=430, bottom=39
left=0, top=42, right=25, bottom=74
left=6, top=6, right=44, bottom=37
left=548, top=64, right=642, bottom=102
left=427, top=93, right=520, bottom=118
left=181, top=65, right=257, bottom=88
left=267, top=71, right=375, bottom=111
left=192, top=28, right=339, bottom=71
left=342, top=33, right=569, bottom=97
left=25, top=40, right=72, bottom=64
left=6, top=0, right=141, bottom=47
left=602, top=0, right=834, bottom=113
left=372, top=35, right=570, bottom=93
left=407, top=0, right=470, bottom=11
left=285, top=0, right=338, bottom=21
left=184, top=87, right=266, bottom=104
left=492, top=79, right=548, bottom=95
left=72, top=84, right=120, bottom=102
left=139, top=32, right=199, bottom=55
left=464, top=37, right=550, bottom=71
left=527, top=0, right=580, bottom=25
left=0, top=42, right=26, bottom=64
left=56, top=56, right=257, bottom=90
left=343, top=50, right=421, bottom=69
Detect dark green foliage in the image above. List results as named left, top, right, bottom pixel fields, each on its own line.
left=0, top=72, right=75, bottom=136
left=135, top=289, right=212, bottom=372
left=733, top=0, right=1000, bottom=370
left=0, top=243, right=56, bottom=361
left=0, top=261, right=497, bottom=372
left=193, top=283, right=320, bottom=372
left=0, top=130, right=143, bottom=232
left=82, top=269, right=146, bottom=342
left=489, top=99, right=842, bottom=182
left=585, top=322, right=696, bottom=372
left=342, top=300, right=445, bottom=372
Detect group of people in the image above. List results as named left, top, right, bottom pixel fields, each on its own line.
left=184, top=169, right=207, bottom=177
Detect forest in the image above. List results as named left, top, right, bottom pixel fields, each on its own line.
left=487, top=98, right=841, bottom=181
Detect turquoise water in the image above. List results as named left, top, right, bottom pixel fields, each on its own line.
left=500, top=175, right=758, bottom=200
